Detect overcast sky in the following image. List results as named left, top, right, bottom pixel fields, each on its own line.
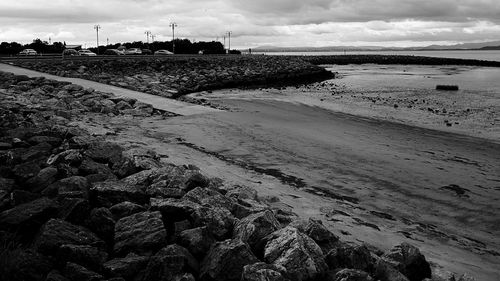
left=1, top=0, right=500, bottom=48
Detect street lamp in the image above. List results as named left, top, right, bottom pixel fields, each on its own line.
left=94, top=24, right=101, bottom=54
left=226, top=31, right=232, bottom=53
left=169, top=22, right=177, bottom=54
left=145, top=30, right=151, bottom=44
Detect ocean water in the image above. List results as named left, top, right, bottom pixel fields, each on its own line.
left=254, top=50, right=500, bottom=62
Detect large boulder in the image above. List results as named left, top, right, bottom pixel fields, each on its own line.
left=200, top=239, right=259, bottom=281
left=114, top=211, right=167, bottom=256
left=0, top=249, right=53, bottom=281
left=264, top=226, right=327, bottom=281
left=290, top=218, right=339, bottom=251
left=192, top=205, right=235, bottom=239
left=183, top=187, right=234, bottom=212
left=0, top=197, right=58, bottom=233
left=233, top=210, right=281, bottom=256
left=374, top=258, right=410, bottom=281
left=103, top=253, right=149, bottom=280
left=91, top=181, right=148, bottom=207
left=325, top=244, right=373, bottom=272
left=34, top=219, right=105, bottom=255
left=241, top=262, right=288, bottom=281
left=88, top=207, right=115, bottom=243
left=58, top=198, right=90, bottom=225
left=178, top=226, right=216, bottom=259
left=84, top=141, right=123, bottom=166
left=63, top=262, right=104, bottom=281
left=142, top=244, right=199, bottom=281
left=58, top=244, right=108, bottom=272
left=112, top=148, right=162, bottom=178
left=334, top=269, right=373, bottom=281
left=109, top=201, right=145, bottom=220
left=382, top=243, right=431, bottom=281
left=46, top=176, right=91, bottom=199
left=25, top=166, right=58, bottom=192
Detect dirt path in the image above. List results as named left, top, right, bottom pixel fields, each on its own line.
left=0, top=63, right=220, bottom=116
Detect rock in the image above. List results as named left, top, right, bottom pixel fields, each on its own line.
left=109, top=201, right=145, bottom=220
left=183, top=186, right=234, bottom=212
left=10, top=189, right=40, bottom=205
left=0, top=249, right=53, bottom=281
left=178, top=226, right=216, bottom=259
left=374, top=258, right=410, bottom=281
left=234, top=210, right=281, bottom=256
left=200, top=239, right=259, bottom=281
left=63, top=262, right=104, bottom=281
left=112, top=148, right=162, bottom=178
left=142, top=244, right=199, bottom=281
left=383, top=243, right=431, bottom=281
left=0, top=197, right=58, bottom=233
left=122, top=169, right=157, bottom=186
left=53, top=176, right=91, bottom=199
left=91, top=181, right=148, bottom=207
left=226, top=186, right=259, bottom=201
left=88, top=207, right=115, bottom=243
left=290, top=218, right=339, bottom=251
left=46, top=270, right=70, bottom=281
left=114, top=211, right=167, bottom=256
left=79, top=158, right=115, bottom=179
left=103, top=253, right=149, bottom=280
left=12, top=161, right=41, bottom=182
left=192, top=205, right=235, bottom=239
left=58, top=198, right=91, bottom=225
left=150, top=197, right=201, bottom=221
left=28, top=135, right=62, bottom=146
left=25, top=166, right=58, bottom=192
left=35, top=218, right=105, bottom=255
left=47, top=149, right=83, bottom=166
left=264, top=226, right=327, bottom=281
left=85, top=141, right=123, bottom=165
left=334, top=269, right=373, bottom=281
left=58, top=244, right=108, bottom=272
left=241, top=262, right=288, bottom=281
left=325, top=244, right=373, bottom=272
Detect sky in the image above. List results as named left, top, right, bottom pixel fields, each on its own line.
left=1, top=0, right=500, bottom=48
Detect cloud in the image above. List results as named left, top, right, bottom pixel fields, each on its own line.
left=0, top=0, right=499, bottom=47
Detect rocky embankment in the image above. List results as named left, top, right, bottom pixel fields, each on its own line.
left=12, top=56, right=332, bottom=98
left=0, top=71, right=472, bottom=281
left=301, top=55, right=500, bottom=66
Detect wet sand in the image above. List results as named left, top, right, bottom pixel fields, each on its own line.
left=79, top=94, right=500, bottom=280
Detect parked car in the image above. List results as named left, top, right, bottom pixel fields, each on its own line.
left=124, top=48, right=142, bottom=55
left=141, top=49, right=152, bottom=55
left=18, top=49, right=37, bottom=56
left=103, top=49, right=125, bottom=55
left=62, top=49, right=79, bottom=56
left=78, top=49, right=97, bottom=56
left=154, top=49, right=173, bottom=55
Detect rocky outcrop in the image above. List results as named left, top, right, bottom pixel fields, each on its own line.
left=14, top=56, right=332, bottom=98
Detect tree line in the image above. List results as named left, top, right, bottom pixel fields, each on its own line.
left=0, top=38, right=240, bottom=55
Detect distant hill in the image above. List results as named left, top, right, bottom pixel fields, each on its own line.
left=251, top=41, right=500, bottom=52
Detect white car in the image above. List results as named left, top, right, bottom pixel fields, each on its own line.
left=78, top=49, right=97, bottom=56
left=18, top=49, right=37, bottom=56
left=124, top=48, right=142, bottom=55
left=154, top=49, right=173, bottom=55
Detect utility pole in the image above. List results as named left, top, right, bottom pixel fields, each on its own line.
left=94, top=24, right=101, bottom=54
left=151, top=34, right=156, bottom=42
left=226, top=31, right=232, bottom=53
left=169, top=22, right=177, bottom=53
left=107, top=38, right=109, bottom=46
left=223, top=35, right=226, bottom=52
left=49, top=37, right=51, bottom=44
left=145, top=30, right=151, bottom=44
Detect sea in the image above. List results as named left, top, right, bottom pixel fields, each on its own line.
left=253, top=50, right=500, bottom=62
